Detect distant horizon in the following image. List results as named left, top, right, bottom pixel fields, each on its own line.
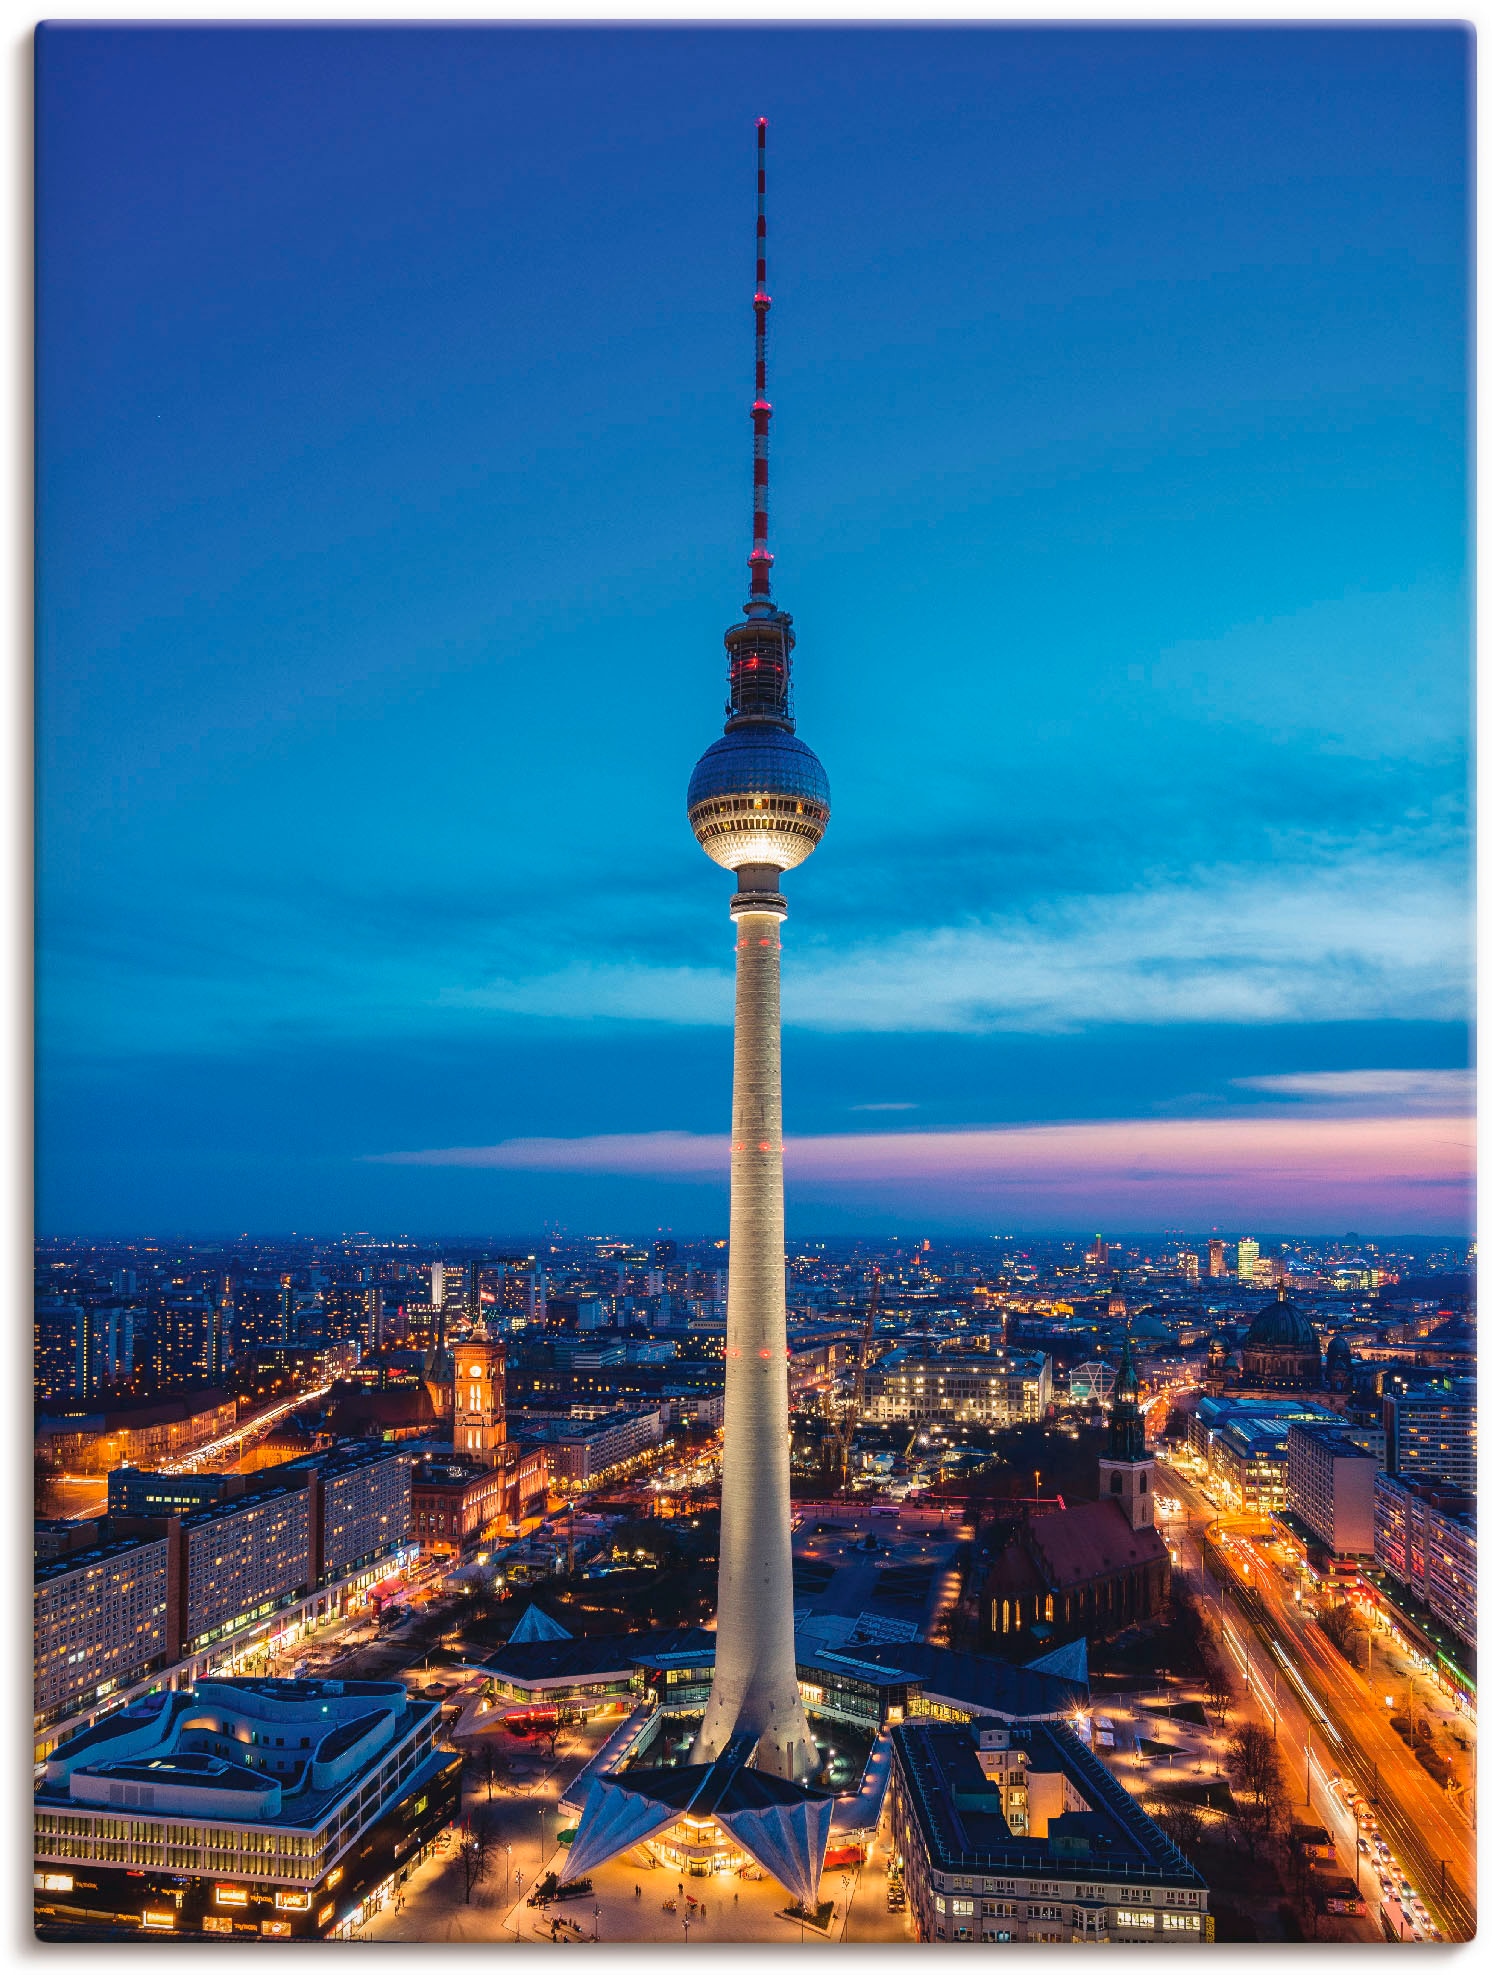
left=34, top=1227, right=1474, bottom=1250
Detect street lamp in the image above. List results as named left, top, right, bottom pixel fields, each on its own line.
left=594, top=1904, right=601, bottom=1942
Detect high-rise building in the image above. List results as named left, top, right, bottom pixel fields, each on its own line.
left=34, top=1299, right=87, bottom=1403
left=230, top=1274, right=290, bottom=1356
left=1207, top=1239, right=1227, bottom=1279
left=1383, top=1375, right=1477, bottom=1494
left=1286, top=1421, right=1378, bottom=1556
left=469, top=1254, right=543, bottom=1327
left=1237, top=1236, right=1260, bottom=1282
left=1178, top=1250, right=1201, bottom=1285
left=1373, top=1472, right=1476, bottom=1649
left=1084, top=1235, right=1108, bottom=1270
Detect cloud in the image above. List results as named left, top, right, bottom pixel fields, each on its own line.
left=850, top=1101, right=919, bottom=1112
left=371, top=1108, right=1473, bottom=1229
left=448, top=853, right=1470, bottom=1036
left=1232, top=1069, right=1474, bottom=1114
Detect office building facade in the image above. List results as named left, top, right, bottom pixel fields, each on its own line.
left=1286, top=1422, right=1379, bottom=1556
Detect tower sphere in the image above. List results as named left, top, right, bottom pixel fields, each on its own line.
left=688, top=724, right=830, bottom=872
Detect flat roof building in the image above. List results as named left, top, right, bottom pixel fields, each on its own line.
left=34, top=1676, right=460, bottom=1941
left=863, top=1351, right=1051, bottom=1426
left=888, top=1717, right=1209, bottom=1944
left=1384, top=1376, right=1477, bottom=1494
left=1286, top=1422, right=1379, bottom=1557
left=34, top=1532, right=174, bottom=1729
left=1373, top=1472, right=1476, bottom=1652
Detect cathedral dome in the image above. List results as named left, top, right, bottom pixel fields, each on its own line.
left=1244, top=1297, right=1318, bottom=1352
left=1240, top=1292, right=1321, bottom=1390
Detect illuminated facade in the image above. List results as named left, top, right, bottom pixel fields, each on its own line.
left=864, top=1350, right=1050, bottom=1426
left=451, top=1316, right=506, bottom=1465
left=33, top=1677, right=460, bottom=1940
left=889, top=1720, right=1209, bottom=1945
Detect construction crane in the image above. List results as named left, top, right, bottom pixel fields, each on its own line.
left=825, top=1266, right=882, bottom=1493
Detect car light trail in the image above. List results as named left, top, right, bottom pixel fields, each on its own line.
left=1270, top=1637, right=1340, bottom=1742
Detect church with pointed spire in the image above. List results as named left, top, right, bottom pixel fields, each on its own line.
left=982, top=1330, right=1170, bottom=1654
left=1097, top=1331, right=1156, bottom=1533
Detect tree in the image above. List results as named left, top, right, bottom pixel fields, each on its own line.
left=1226, top=1721, right=1286, bottom=1857
left=1169, top=1577, right=1206, bottom=1667
left=1317, top=1600, right=1366, bottom=1667
left=459, top=1810, right=495, bottom=1904
left=1202, top=1650, right=1233, bottom=1729
left=1147, top=1797, right=1206, bottom=1863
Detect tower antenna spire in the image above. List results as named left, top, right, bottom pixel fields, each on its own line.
left=748, top=117, right=773, bottom=605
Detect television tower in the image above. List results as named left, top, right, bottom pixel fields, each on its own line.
left=688, top=119, right=830, bottom=1782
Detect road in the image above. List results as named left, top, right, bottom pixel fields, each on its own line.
left=1159, top=1460, right=1475, bottom=1942
left=161, top=1378, right=336, bottom=1471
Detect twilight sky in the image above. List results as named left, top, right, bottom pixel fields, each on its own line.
left=37, top=23, right=1472, bottom=1237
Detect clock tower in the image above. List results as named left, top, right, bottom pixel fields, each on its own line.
left=453, top=1316, right=506, bottom=1466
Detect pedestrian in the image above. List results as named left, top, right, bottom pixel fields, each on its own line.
left=635, top=1885, right=641, bottom=1900
left=701, top=1904, right=707, bottom=1921
left=678, top=1883, right=684, bottom=1898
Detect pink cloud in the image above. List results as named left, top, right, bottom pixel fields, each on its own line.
left=373, top=1112, right=1473, bottom=1228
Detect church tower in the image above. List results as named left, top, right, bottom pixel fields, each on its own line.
left=1098, top=1330, right=1155, bottom=1531
left=453, top=1316, right=506, bottom=1466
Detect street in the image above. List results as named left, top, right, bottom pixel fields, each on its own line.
left=1159, top=1457, right=1475, bottom=1941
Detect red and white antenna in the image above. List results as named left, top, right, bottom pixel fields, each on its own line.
left=748, top=117, right=774, bottom=605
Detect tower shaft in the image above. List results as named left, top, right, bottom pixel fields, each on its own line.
left=693, top=897, right=815, bottom=1781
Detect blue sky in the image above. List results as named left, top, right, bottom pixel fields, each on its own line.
left=37, top=23, right=1472, bottom=1236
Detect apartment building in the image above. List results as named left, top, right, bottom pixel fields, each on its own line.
left=1286, top=1423, right=1379, bottom=1557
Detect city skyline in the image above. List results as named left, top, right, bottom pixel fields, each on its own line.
left=38, top=24, right=1471, bottom=1235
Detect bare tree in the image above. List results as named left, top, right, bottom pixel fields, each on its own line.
left=459, top=1810, right=495, bottom=1905
left=1226, top=1721, right=1286, bottom=1857
left=1202, top=1651, right=1233, bottom=1729
left=1147, top=1797, right=1206, bottom=1863
left=1317, top=1601, right=1366, bottom=1667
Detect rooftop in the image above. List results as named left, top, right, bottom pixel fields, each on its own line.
left=893, top=1718, right=1206, bottom=1890
left=37, top=1678, right=440, bottom=1832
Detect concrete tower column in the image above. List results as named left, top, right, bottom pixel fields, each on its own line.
left=692, top=888, right=815, bottom=1781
